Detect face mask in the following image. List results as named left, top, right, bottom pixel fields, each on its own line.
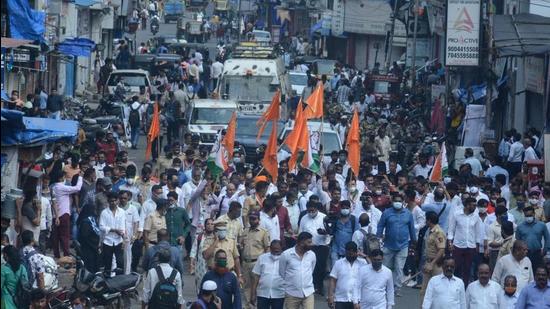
left=339, top=156, right=347, bottom=162
left=529, top=198, right=538, bottom=205
left=90, top=160, right=96, bottom=166
left=215, top=259, right=227, bottom=268
left=504, top=286, right=516, bottom=295
left=308, top=212, right=317, bottom=219
left=392, top=202, right=403, bottom=210
left=478, top=207, right=487, bottom=214
left=525, top=216, right=534, bottom=224
left=217, top=230, right=227, bottom=239
left=372, top=261, right=383, bottom=271
left=233, top=157, right=241, bottom=164
left=270, top=254, right=281, bottom=261
left=340, top=209, right=350, bottom=216
left=375, top=190, right=382, bottom=196
left=348, top=186, right=357, bottom=193
left=127, top=178, right=135, bottom=185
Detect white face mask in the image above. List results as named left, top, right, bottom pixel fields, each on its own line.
left=127, top=178, right=135, bottom=185
left=525, top=216, right=535, bottom=224
left=529, top=198, right=538, bottom=205
left=217, top=230, right=227, bottom=239
left=392, top=202, right=403, bottom=210
left=340, top=209, right=351, bottom=216
left=348, top=186, right=357, bottom=193
left=375, top=190, right=382, bottom=195
left=478, top=207, right=487, bottom=214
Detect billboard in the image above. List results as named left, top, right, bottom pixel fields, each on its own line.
left=445, top=0, right=481, bottom=66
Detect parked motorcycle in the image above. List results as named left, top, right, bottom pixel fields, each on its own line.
left=72, top=242, right=141, bottom=308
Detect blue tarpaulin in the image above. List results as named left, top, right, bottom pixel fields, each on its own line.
left=7, top=0, right=45, bottom=41
left=74, top=0, right=102, bottom=6
left=58, top=38, right=96, bottom=57
left=1, top=109, right=79, bottom=145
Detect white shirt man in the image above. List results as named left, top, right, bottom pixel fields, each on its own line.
left=352, top=204, right=382, bottom=229
left=120, top=200, right=140, bottom=274
left=498, top=288, right=519, bottom=309
left=447, top=208, right=484, bottom=249
left=352, top=263, right=395, bottom=309
left=522, top=145, right=538, bottom=161
left=465, top=279, right=501, bottom=309
left=330, top=256, right=368, bottom=304
left=162, top=185, right=185, bottom=208
left=491, top=253, right=534, bottom=292
left=181, top=180, right=199, bottom=215
left=260, top=211, right=280, bottom=241
left=297, top=190, right=313, bottom=212
left=142, top=262, right=185, bottom=305
left=422, top=273, right=466, bottom=309
left=464, top=156, right=483, bottom=176
left=99, top=207, right=127, bottom=246
left=278, top=247, right=316, bottom=298
left=413, top=164, right=433, bottom=178
left=252, top=252, right=285, bottom=299
left=507, top=141, right=524, bottom=163
left=211, top=60, right=224, bottom=79
left=299, top=211, right=331, bottom=246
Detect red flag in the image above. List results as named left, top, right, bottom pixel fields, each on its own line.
left=262, top=121, right=279, bottom=183
left=256, top=90, right=281, bottom=141
left=145, top=102, right=160, bottom=160
left=346, top=108, right=360, bottom=177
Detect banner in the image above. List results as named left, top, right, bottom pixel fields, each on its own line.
left=445, top=0, right=481, bottom=66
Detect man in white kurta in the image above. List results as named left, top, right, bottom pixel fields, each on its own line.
left=352, top=249, right=395, bottom=309
left=465, top=264, right=501, bottom=309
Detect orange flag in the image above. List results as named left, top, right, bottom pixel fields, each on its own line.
left=145, top=102, right=160, bottom=160
left=262, top=121, right=279, bottom=183
left=346, top=108, right=361, bottom=177
left=304, top=82, right=324, bottom=119
left=256, top=89, right=281, bottom=141
left=223, top=112, right=237, bottom=160
left=286, top=101, right=310, bottom=171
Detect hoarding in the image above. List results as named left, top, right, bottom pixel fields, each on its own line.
left=445, top=0, right=481, bottom=66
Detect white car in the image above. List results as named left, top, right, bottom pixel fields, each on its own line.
left=289, top=71, right=308, bottom=97
left=185, top=99, right=238, bottom=146
left=251, top=30, right=271, bottom=44
left=105, top=69, right=151, bottom=98
left=280, top=121, right=342, bottom=158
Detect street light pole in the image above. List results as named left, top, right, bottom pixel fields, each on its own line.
left=410, top=0, right=419, bottom=92
left=385, top=0, right=400, bottom=72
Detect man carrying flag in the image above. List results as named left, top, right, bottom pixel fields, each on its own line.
left=429, top=142, right=448, bottom=182
left=207, top=112, right=236, bottom=178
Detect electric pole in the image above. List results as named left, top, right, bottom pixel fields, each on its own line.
left=410, top=0, right=419, bottom=92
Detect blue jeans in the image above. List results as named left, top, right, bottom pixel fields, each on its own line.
left=257, top=297, right=284, bottom=309
left=131, top=126, right=140, bottom=147
left=383, top=247, right=409, bottom=289
left=71, top=208, right=79, bottom=240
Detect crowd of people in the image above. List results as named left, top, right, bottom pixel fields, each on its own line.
left=2, top=13, right=549, bottom=309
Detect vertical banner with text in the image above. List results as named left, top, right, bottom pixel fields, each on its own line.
left=445, top=0, right=481, bottom=66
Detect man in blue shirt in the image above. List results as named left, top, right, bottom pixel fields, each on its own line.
left=515, top=267, right=550, bottom=309
left=201, top=249, right=242, bottom=309
left=421, top=187, right=452, bottom=233
left=330, top=200, right=358, bottom=267
left=515, top=206, right=550, bottom=272
left=377, top=194, right=416, bottom=294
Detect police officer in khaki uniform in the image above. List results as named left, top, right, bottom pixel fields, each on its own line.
left=420, top=211, right=447, bottom=302
left=202, top=221, right=243, bottom=280
left=241, top=210, right=270, bottom=309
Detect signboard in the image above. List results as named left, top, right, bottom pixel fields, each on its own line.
left=445, top=0, right=481, bottom=66
left=332, top=0, right=344, bottom=36
left=406, top=38, right=431, bottom=67
left=344, top=0, right=406, bottom=36
left=524, top=56, right=545, bottom=94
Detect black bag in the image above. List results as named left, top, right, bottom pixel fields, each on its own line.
left=10, top=266, right=31, bottom=308
left=149, top=266, right=179, bottom=308
left=360, top=226, right=381, bottom=256
left=129, top=105, right=141, bottom=128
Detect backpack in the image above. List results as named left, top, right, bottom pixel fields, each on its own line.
left=10, top=266, right=31, bottom=308
left=359, top=226, right=381, bottom=256
left=129, top=105, right=141, bottom=128
left=21, top=250, right=38, bottom=287
left=149, top=266, right=179, bottom=308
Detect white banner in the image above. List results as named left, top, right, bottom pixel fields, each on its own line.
left=445, top=0, right=481, bottom=66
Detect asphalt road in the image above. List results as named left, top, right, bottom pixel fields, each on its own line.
left=63, top=14, right=422, bottom=308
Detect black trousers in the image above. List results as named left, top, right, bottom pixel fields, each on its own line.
left=528, top=249, right=543, bottom=275
left=312, top=245, right=329, bottom=292
left=81, top=245, right=100, bottom=274
left=335, top=302, right=354, bottom=309
left=131, top=238, right=144, bottom=272
left=102, top=243, right=123, bottom=277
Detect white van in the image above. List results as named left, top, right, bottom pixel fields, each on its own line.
left=280, top=121, right=342, bottom=158
left=185, top=99, right=238, bottom=146
left=105, top=69, right=151, bottom=97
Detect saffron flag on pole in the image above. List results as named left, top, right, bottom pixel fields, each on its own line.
left=262, top=121, right=279, bottom=183
left=256, top=89, right=280, bottom=141
left=303, top=82, right=324, bottom=119
left=223, top=112, right=237, bottom=160
left=145, top=102, right=160, bottom=160
left=429, top=142, right=448, bottom=181
left=346, top=108, right=360, bottom=177
left=207, top=112, right=236, bottom=178
left=284, top=99, right=306, bottom=154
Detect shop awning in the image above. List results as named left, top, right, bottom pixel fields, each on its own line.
left=1, top=109, right=79, bottom=146
left=57, top=38, right=96, bottom=57
left=493, top=13, right=550, bottom=57
left=74, top=0, right=103, bottom=7
left=1, top=37, right=34, bottom=49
